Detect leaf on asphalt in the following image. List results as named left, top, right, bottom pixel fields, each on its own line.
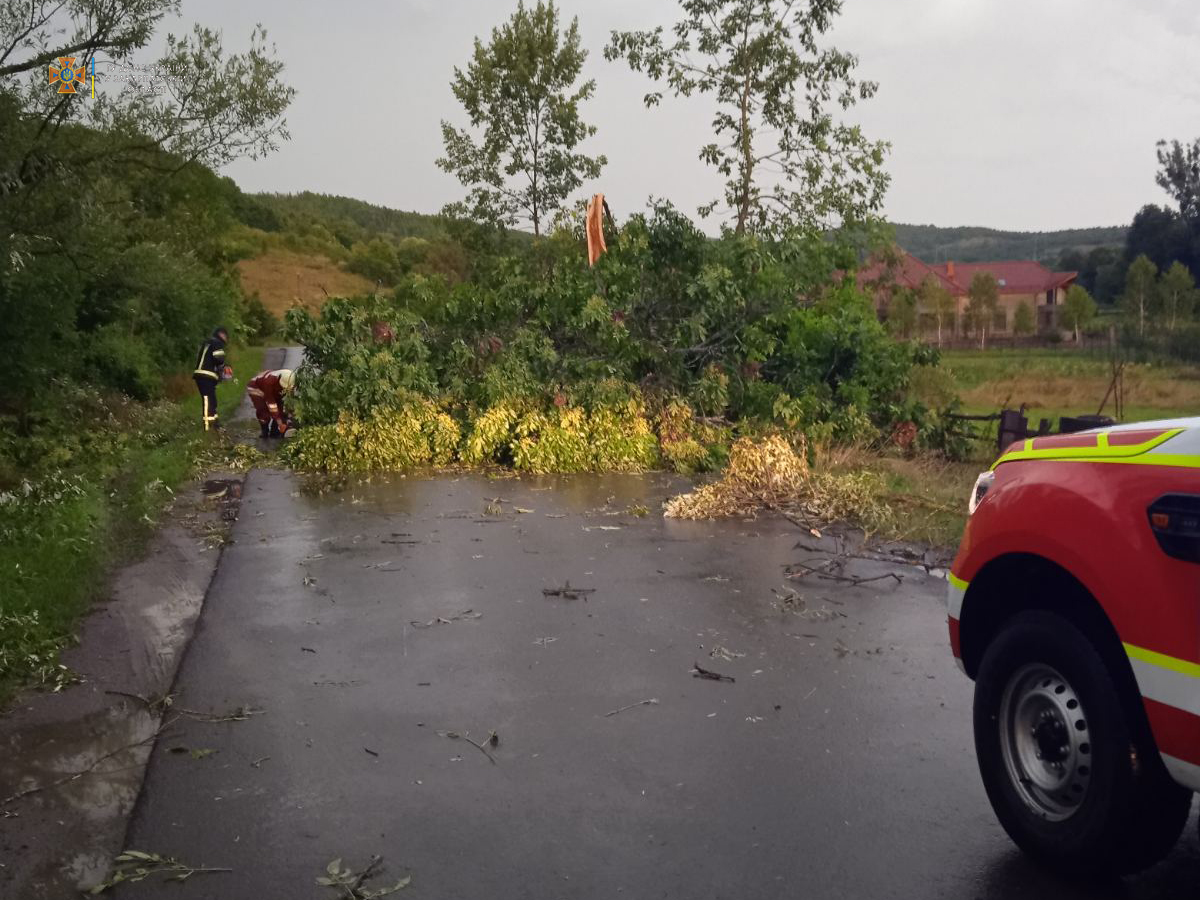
left=514, top=507, right=535, bottom=514
left=709, top=645, right=745, bottom=661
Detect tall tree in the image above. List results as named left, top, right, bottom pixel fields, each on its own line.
left=1121, top=254, right=1158, bottom=337
left=1012, top=300, right=1035, bottom=337
left=886, top=289, right=917, bottom=339
left=606, top=0, right=888, bottom=236
left=1159, top=262, right=1197, bottom=332
left=1156, top=138, right=1200, bottom=224
left=1124, top=204, right=1192, bottom=273
left=918, top=275, right=955, bottom=347
left=966, top=272, right=999, bottom=350
left=438, top=1, right=605, bottom=237
left=1061, top=284, right=1097, bottom=343
left=1, top=3, right=293, bottom=270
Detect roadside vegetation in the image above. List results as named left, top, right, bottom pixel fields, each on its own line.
left=0, top=347, right=264, bottom=703
left=0, top=2, right=294, bottom=700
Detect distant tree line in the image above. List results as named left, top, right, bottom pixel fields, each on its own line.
left=893, top=224, right=1127, bottom=267
left=1055, top=137, right=1200, bottom=317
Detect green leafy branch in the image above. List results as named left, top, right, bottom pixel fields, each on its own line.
left=317, top=856, right=411, bottom=898
left=89, top=850, right=231, bottom=894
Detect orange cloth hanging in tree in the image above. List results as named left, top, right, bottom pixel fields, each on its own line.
left=586, top=193, right=607, bottom=266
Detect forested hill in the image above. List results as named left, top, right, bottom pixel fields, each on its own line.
left=248, top=193, right=1128, bottom=266
left=891, top=223, right=1127, bottom=264
left=252, top=192, right=449, bottom=242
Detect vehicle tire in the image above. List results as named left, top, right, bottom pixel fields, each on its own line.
left=974, top=610, right=1191, bottom=875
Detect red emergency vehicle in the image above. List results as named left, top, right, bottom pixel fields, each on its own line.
left=949, top=417, right=1200, bottom=874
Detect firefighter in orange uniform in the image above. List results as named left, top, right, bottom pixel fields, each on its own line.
left=246, top=369, right=296, bottom=439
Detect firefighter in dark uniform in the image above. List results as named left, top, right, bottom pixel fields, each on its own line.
left=193, top=327, right=230, bottom=430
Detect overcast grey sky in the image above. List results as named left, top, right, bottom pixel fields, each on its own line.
left=176, top=0, right=1200, bottom=231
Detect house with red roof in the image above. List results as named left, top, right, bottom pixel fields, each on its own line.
left=858, top=250, right=1078, bottom=338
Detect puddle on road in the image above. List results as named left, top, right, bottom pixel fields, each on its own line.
left=0, top=703, right=159, bottom=894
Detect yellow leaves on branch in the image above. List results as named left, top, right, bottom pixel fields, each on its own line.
left=281, top=403, right=460, bottom=473
left=664, top=435, right=894, bottom=534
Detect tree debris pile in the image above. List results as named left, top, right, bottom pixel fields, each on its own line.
left=665, top=436, right=895, bottom=534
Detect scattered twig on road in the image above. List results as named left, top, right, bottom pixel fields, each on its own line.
left=691, top=663, right=736, bottom=683
left=604, top=698, right=659, bottom=718
left=542, top=581, right=596, bottom=600
left=785, top=560, right=903, bottom=587
left=105, top=689, right=173, bottom=715
left=2, top=719, right=178, bottom=808
left=177, top=705, right=264, bottom=723
left=435, top=730, right=497, bottom=765
left=410, top=609, right=482, bottom=628
left=250, top=756, right=271, bottom=768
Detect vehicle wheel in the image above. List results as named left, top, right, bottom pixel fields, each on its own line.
left=974, top=610, right=1191, bottom=875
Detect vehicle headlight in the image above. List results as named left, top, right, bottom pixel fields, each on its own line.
left=968, top=471, right=995, bottom=515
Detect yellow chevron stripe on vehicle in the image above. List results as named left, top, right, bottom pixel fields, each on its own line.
left=948, top=572, right=969, bottom=591
left=992, top=429, right=1187, bottom=470
left=1124, top=642, right=1200, bottom=679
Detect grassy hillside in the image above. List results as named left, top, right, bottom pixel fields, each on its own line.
left=236, top=250, right=376, bottom=316
left=893, top=223, right=1127, bottom=264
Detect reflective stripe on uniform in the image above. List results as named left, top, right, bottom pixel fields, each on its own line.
left=247, top=387, right=265, bottom=398
left=194, top=369, right=219, bottom=379
left=212, top=349, right=226, bottom=358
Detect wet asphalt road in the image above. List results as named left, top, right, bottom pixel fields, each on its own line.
left=119, top=469, right=1199, bottom=899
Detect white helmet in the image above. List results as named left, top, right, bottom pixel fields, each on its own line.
left=277, top=369, right=296, bottom=392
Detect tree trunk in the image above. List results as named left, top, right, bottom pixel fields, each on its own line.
left=734, top=23, right=754, bottom=236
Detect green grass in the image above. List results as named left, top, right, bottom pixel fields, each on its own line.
left=940, top=348, right=1200, bottom=426
left=0, top=346, right=265, bottom=703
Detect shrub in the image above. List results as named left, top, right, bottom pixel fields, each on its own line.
left=82, top=325, right=162, bottom=401
left=242, top=295, right=280, bottom=342
left=281, top=403, right=460, bottom=472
